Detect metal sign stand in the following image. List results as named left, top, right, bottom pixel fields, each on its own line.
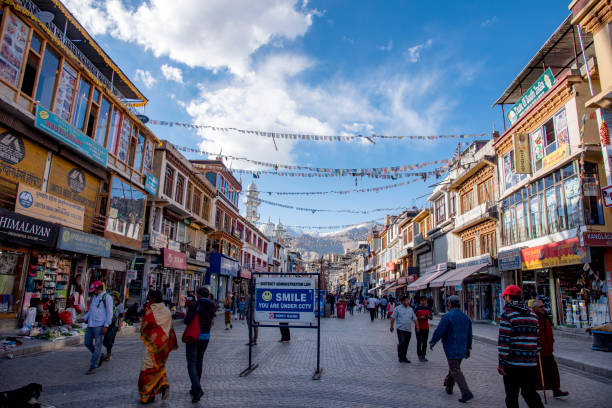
left=239, top=272, right=323, bottom=380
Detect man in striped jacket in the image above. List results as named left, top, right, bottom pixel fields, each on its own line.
left=497, top=285, right=544, bottom=408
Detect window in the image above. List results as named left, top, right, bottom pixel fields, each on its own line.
left=35, top=46, right=60, bottom=109
left=449, top=192, right=456, bottom=216
left=106, top=176, right=146, bottom=240
left=20, top=53, right=38, bottom=97
left=515, top=202, right=527, bottom=242
left=531, top=128, right=544, bottom=172
left=186, top=184, right=192, bottom=210
left=477, top=178, right=494, bottom=206
left=107, top=109, right=121, bottom=153
left=402, top=229, right=408, bottom=246
left=463, top=238, right=476, bottom=258
left=133, top=133, right=145, bottom=171
left=0, top=13, right=29, bottom=87
left=95, top=97, right=111, bottom=146
left=543, top=118, right=556, bottom=156
left=480, top=232, right=497, bottom=257
left=116, top=117, right=131, bottom=162
left=529, top=196, right=540, bottom=238
left=143, top=140, right=154, bottom=174
left=175, top=175, right=185, bottom=204
left=55, top=63, right=77, bottom=122
left=531, top=109, right=569, bottom=172
left=461, top=190, right=474, bottom=213
left=263, top=242, right=268, bottom=253
left=435, top=197, right=445, bottom=224
left=72, top=79, right=91, bottom=130
left=161, top=217, right=176, bottom=240
left=201, top=195, right=210, bottom=220
left=583, top=162, right=604, bottom=225
left=164, top=167, right=175, bottom=197
left=545, top=187, right=558, bottom=234
left=503, top=151, right=526, bottom=191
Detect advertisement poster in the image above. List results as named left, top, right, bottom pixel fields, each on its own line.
left=0, top=128, right=47, bottom=189
left=255, top=277, right=315, bottom=323
left=521, top=238, right=586, bottom=270
left=54, top=64, right=77, bottom=122
left=0, top=12, right=28, bottom=87
left=513, top=133, right=531, bottom=174
left=48, top=155, right=100, bottom=210
left=15, top=184, right=84, bottom=230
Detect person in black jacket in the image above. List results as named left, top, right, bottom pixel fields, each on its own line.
left=184, top=287, right=216, bottom=403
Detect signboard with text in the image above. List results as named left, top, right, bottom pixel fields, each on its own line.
left=0, top=208, right=58, bottom=247
left=513, top=133, right=531, bottom=174
left=601, top=184, right=612, bottom=208
left=542, top=144, right=568, bottom=170
left=521, top=238, right=586, bottom=270
left=507, top=68, right=555, bottom=125
left=57, top=226, right=111, bottom=257
left=163, top=248, right=187, bottom=270
left=15, top=184, right=84, bottom=230
left=255, top=277, right=315, bottom=323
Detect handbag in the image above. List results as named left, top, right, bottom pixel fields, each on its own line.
left=182, top=304, right=200, bottom=344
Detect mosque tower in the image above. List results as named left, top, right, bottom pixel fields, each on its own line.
left=243, top=181, right=260, bottom=224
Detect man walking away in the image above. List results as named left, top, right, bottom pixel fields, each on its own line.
left=184, top=287, right=216, bottom=403
left=328, top=293, right=336, bottom=316
left=414, top=296, right=433, bottom=362
left=379, top=296, right=388, bottom=319
left=367, top=296, right=378, bottom=322
left=498, top=285, right=544, bottom=408
left=390, top=296, right=418, bottom=363
left=347, top=296, right=355, bottom=316
left=532, top=300, right=568, bottom=398
left=83, top=281, right=114, bottom=375
left=429, top=295, right=473, bottom=403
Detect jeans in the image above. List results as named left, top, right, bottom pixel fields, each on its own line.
left=280, top=324, right=291, bottom=341
left=396, top=329, right=412, bottom=361
left=445, top=359, right=471, bottom=397
left=416, top=329, right=429, bottom=357
left=103, top=324, right=119, bottom=354
left=186, top=340, right=209, bottom=393
left=84, top=326, right=104, bottom=369
left=347, top=305, right=354, bottom=315
left=369, top=308, right=376, bottom=322
left=380, top=305, right=387, bottom=319
left=503, top=365, right=544, bottom=408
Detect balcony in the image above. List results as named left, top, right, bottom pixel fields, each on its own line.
left=414, top=233, right=425, bottom=246
left=454, top=202, right=498, bottom=233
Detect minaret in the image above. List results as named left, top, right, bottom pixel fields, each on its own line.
left=243, top=181, right=260, bottom=223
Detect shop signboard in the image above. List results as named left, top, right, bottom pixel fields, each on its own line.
left=15, top=184, right=84, bottom=230
left=240, top=268, right=251, bottom=279
left=149, top=231, right=168, bottom=249
left=195, top=251, right=206, bottom=262
left=0, top=208, right=58, bottom=247
left=0, top=128, right=47, bottom=189
left=507, top=68, right=555, bottom=125
left=255, top=276, right=315, bottom=323
left=144, top=174, right=159, bottom=196
left=209, top=252, right=240, bottom=277
left=34, top=105, right=108, bottom=167
left=456, top=254, right=492, bottom=268
left=126, top=270, right=137, bottom=281
left=521, top=237, right=586, bottom=270
left=47, top=156, right=99, bottom=211
left=163, top=248, right=187, bottom=270
left=513, top=133, right=531, bottom=174
left=385, top=261, right=395, bottom=272
left=56, top=227, right=111, bottom=257
left=583, top=232, right=612, bottom=247
left=542, top=144, right=567, bottom=170
left=601, top=184, right=612, bottom=208
left=498, top=248, right=522, bottom=271
left=422, top=262, right=450, bottom=276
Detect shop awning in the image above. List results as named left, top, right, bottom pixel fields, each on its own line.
left=383, top=282, right=398, bottom=293
left=429, top=264, right=488, bottom=288
left=368, top=284, right=383, bottom=293
left=407, top=269, right=449, bottom=291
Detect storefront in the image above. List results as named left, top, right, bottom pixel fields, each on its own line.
left=407, top=262, right=453, bottom=313
left=498, top=248, right=522, bottom=288
left=582, top=232, right=612, bottom=327
left=520, top=237, right=592, bottom=327
left=206, top=252, right=239, bottom=302
left=0, top=209, right=59, bottom=328
left=160, top=248, right=187, bottom=305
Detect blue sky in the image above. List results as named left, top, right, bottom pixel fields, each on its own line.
left=66, top=0, right=571, bottom=231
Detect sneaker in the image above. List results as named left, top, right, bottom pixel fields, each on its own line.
left=192, top=389, right=204, bottom=403
left=97, top=355, right=105, bottom=368
left=422, top=357, right=428, bottom=362
left=85, top=368, right=96, bottom=375
left=458, top=392, right=474, bottom=403
left=399, top=358, right=411, bottom=363
left=553, top=390, right=569, bottom=397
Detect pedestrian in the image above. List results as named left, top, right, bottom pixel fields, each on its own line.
left=102, top=291, right=125, bottom=362
left=532, top=299, right=568, bottom=398
left=390, top=295, right=419, bottom=363
left=328, top=293, right=336, bottom=316
left=239, top=296, right=246, bottom=320
left=163, top=284, right=173, bottom=306
left=347, top=296, right=355, bottom=316
left=414, top=296, right=433, bottom=362
left=138, top=290, right=178, bottom=404
left=387, top=299, right=396, bottom=319
left=245, top=290, right=258, bottom=346
left=279, top=323, right=291, bottom=343
left=184, top=286, right=216, bottom=403
left=184, top=290, right=195, bottom=310
left=429, top=295, right=474, bottom=403
left=498, top=285, right=544, bottom=408
left=232, top=293, right=238, bottom=320
left=223, top=296, right=233, bottom=330
left=83, top=281, right=114, bottom=375
left=379, top=296, right=388, bottom=319
left=366, top=296, right=378, bottom=322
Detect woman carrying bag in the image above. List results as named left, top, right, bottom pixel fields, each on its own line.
left=183, top=287, right=216, bottom=403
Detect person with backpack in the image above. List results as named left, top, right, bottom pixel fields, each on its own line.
left=83, top=281, right=114, bottom=375
left=347, top=296, right=356, bottom=316
left=102, top=291, right=125, bottom=362
left=184, top=287, right=216, bottom=403
left=379, top=296, right=388, bottom=319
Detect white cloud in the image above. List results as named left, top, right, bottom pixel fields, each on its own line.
left=134, top=69, right=156, bottom=88
left=62, top=0, right=315, bottom=76
left=160, top=64, right=184, bottom=83
left=379, top=40, right=393, bottom=51
left=405, top=39, right=433, bottom=63
left=481, top=16, right=497, bottom=27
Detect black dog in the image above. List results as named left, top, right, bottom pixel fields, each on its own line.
left=0, top=383, right=42, bottom=408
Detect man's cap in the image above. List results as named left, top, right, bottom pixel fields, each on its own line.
left=88, top=281, right=104, bottom=293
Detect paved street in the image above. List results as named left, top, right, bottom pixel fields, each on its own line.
left=1, top=312, right=611, bottom=408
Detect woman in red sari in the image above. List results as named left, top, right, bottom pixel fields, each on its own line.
left=138, top=290, right=178, bottom=404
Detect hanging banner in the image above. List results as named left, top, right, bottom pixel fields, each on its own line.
left=507, top=68, right=555, bottom=125
left=15, top=184, right=85, bottom=230
left=255, top=277, right=315, bottom=323
left=513, top=133, right=531, bottom=174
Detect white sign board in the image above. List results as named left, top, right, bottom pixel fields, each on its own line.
left=602, top=185, right=612, bottom=208
left=255, top=277, right=315, bottom=323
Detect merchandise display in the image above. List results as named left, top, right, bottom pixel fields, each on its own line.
left=28, top=253, right=73, bottom=309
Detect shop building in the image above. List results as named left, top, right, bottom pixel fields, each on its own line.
left=142, top=141, right=215, bottom=307
left=493, top=15, right=610, bottom=327
left=0, top=0, right=157, bottom=328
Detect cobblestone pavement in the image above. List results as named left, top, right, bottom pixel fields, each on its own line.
left=1, top=311, right=611, bottom=408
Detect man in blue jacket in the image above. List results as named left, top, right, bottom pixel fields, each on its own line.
left=429, top=295, right=473, bottom=403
